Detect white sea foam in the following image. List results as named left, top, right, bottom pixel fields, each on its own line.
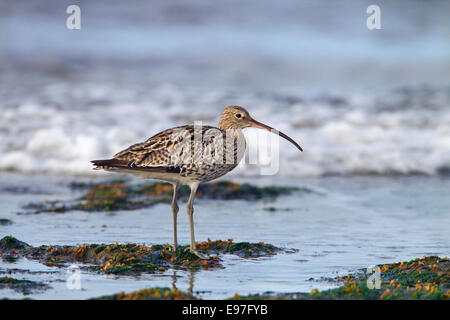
left=0, top=0, right=448, bottom=177
left=0, top=81, right=449, bottom=177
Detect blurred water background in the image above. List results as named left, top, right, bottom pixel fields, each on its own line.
left=0, top=0, right=449, bottom=177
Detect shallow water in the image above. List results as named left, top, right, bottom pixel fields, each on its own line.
left=0, top=172, right=448, bottom=299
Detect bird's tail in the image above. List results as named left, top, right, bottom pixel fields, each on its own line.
left=91, top=159, right=181, bottom=174
left=90, top=158, right=128, bottom=170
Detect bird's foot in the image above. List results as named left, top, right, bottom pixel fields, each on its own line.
left=184, top=247, right=209, bottom=260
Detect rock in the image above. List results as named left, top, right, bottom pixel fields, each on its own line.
left=0, top=236, right=30, bottom=251
left=0, top=276, right=50, bottom=295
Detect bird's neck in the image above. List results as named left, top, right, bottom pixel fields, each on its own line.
left=219, top=126, right=241, bottom=134
left=219, top=126, right=244, bottom=140
left=218, top=118, right=242, bottom=131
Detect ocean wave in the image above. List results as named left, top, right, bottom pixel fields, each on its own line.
left=0, top=82, right=449, bottom=177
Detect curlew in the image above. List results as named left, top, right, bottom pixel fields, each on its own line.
left=91, top=106, right=303, bottom=259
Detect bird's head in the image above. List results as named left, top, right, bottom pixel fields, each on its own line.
left=218, top=105, right=303, bottom=152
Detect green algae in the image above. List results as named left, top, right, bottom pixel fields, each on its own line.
left=0, top=219, right=13, bottom=226
left=0, top=236, right=29, bottom=250
left=0, top=276, right=49, bottom=295
left=94, top=287, right=196, bottom=300
left=0, top=236, right=288, bottom=275
left=224, top=241, right=281, bottom=258
left=316, top=256, right=450, bottom=300
left=231, top=256, right=450, bottom=300
left=97, top=256, right=449, bottom=300
left=20, top=180, right=302, bottom=214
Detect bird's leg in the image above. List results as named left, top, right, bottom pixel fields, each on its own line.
left=185, top=182, right=208, bottom=260
left=171, top=183, right=180, bottom=254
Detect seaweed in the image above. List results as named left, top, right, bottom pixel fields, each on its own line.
left=0, top=236, right=289, bottom=275
left=0, top=276, right=50, bottom=295
left=0, top=236, right=29, bottom=250
left=94, top=287, right=196, bottom=300
left=231, top=256, right=450, bottom=300
left=19, top=180, right=302, bottom=214
left=0, top=219, right=13, bottom=226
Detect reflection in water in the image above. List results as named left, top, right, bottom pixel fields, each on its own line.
left=171, top=269, right=197, bottom=296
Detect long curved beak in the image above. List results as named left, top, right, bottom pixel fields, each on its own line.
left=250, top=119, right=303, bottom=152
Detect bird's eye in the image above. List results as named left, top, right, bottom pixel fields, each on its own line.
left=235, top=113, right=242, bottom=119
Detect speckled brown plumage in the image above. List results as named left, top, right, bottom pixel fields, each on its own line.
left=91, top=105, right=302, bottom=259
left=92, top=124, right=245, bottom=183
